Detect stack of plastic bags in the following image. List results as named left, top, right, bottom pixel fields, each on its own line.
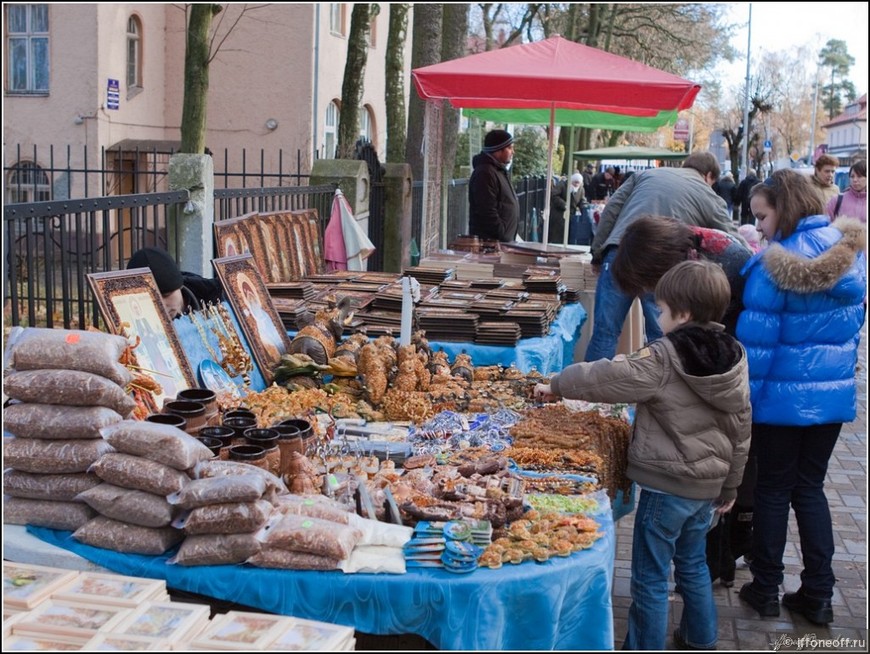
left=75, top=420, right=216, bottom=555
left=3, top=328, right=135, bottom=532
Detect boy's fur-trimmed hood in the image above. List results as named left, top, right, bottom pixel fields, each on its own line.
left=763, top=217, right=866, bottom=293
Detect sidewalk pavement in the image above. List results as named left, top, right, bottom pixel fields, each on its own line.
left=612, top=326, right=868, bottom=650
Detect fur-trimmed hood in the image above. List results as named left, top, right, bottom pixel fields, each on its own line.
left=762, top=216, right=866, bottom=294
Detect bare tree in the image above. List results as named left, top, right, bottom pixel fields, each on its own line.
left=405, top=4, right=443, bottom=180
left=440, top=4, right=470, bottom=183
left=336, top=4, right=372, bottom=159
left=385, top=4, right=410, bottom=163
left=180, top=4, right=223, bottom=153
left=179, top=3, right=269, bottom=154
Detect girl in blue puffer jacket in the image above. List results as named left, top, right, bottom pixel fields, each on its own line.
left=736, top=169, right=866, bottom=626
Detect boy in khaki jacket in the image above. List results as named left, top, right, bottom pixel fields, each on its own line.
left=535, top=260, right=751, bottom=650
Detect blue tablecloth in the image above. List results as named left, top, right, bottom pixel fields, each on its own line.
left=28, top=498, right=615, bottom=651
left=428, top=301, right=587, bottom=376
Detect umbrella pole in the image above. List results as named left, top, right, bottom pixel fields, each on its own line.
left=542, top=103, right=555, bottom=248
left=563, top=125, right=575, bottom=246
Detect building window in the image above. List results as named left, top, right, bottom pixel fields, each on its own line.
left=6, top=161, right=51, bottom=203
left=329, top=4, right=344, bottom=36
left=324, top=100, right=340, bottom=159
left=126, top=15, right=142, bottom=91
left=359, top=105, right=374, bottom=144
left=6, top=4, right=49, bottom=93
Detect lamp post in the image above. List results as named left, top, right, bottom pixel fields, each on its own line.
left=739, top=3, right=752, bottom=178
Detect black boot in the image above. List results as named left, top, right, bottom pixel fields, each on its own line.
left=738, top=582, right=780, bottom=617
left=782, top=588, right=833, bottom=625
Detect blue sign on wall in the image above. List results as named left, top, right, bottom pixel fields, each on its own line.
left=107, top=79, right=120, bottom=110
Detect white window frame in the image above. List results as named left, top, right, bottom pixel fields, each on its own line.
left=324, top=100, right=340, bottom=159
left=126, top=15, right=142, bottom=92
left=359, top=105, right=373, bottom=143
left=329, top=3, right=344, bottom=36
left=6, top=161, right=51, bottom=203
left=6, top=3, right=49, bottom=94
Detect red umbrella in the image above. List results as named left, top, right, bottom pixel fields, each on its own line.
left=412, top=36, right=700, bottom=246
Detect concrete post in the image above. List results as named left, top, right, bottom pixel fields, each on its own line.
left=310, top=159, right=370, bottom=223
left=168, top=153, right=214, bottom=277
left=382, top=163, right=413, bottom=272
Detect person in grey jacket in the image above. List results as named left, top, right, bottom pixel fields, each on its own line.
left=468, top=129, right=519, bottom=242
left=585, top=152, right=737, bottom=362
left=535, top=259, right=751, bottom=650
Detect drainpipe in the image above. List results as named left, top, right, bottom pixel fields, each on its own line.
left=313, top=4, right=321, bottom=162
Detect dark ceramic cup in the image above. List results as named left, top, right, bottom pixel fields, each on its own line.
left=195, top=436, right=223, bottom=457
left=145, top=413, right=187, bottom=431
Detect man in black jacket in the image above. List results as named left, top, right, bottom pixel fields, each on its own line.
left=468, top=129, right=519, bottom=242
left=127, top=247, right=224, bottom=318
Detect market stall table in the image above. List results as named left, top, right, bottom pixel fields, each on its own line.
left=423, top=301, right=586, bottom=376
left=25, top=499, right=615, bottom=651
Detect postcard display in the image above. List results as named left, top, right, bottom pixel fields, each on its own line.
left=2, top=562, right=355, bottom=650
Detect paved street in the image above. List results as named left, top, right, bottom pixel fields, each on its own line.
left=612, top=326, right=868, bottom=651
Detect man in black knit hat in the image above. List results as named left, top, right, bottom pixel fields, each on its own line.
left=468, top=128, right=519, bottom=242
left=127, top=247, right=223, bottom=318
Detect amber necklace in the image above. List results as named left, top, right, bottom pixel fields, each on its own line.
left=189, top=306, right=222, bottom=364
left=210, top=302, right=253, bottom=386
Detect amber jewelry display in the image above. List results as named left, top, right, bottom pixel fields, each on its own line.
left=189, top=305, right=223, bottom=364
left=209, top=302, right=253, bottom=386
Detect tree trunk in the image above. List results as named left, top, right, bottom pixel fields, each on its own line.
left=440, top=4, right=468, bottom=181
left=337, top=4, right=371, bottom=159
left=385, top=4, right=409, bottom=163
left=180, top=4, right=221, bottom=154
left=405, top=4, right=443, bottom=180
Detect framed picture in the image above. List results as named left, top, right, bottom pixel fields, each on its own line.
left=112, top=600, right=211, bottom=642
left=258, top=211, right=296, bottom=282
left=87, top=269, right=196, bottom=404
left=3, top=562, right=80, bottom=610
left=189, top=611, right=291, bottom=650
left=213, top=212, right=257, bottom=258
left=263, top=616, right=354, bottom=651
left=212, top=254, right=292, bottom=384
left=51, top=571, right=167, bottom=608
left=81, top=633, right=170, bottom=651
left=11, top=599, right=131, bottom=641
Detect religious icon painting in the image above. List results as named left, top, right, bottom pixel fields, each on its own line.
left=213, top=212, right=256, bottom=258
left=212, top=253, right=292, bottom=384
left=257, top=211, right=295, bottom=282
left=87, top=269, right=196, bottom=405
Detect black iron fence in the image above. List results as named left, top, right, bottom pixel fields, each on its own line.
left=412, top=175, right=549, bottom=249
left=4, top=185, right=337, bottom=330
left=4, top=145, right=314, bottom=204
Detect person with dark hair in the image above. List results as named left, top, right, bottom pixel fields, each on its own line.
left=535, top=259, right=751, bottom=650
left=737, top=169, right=866, bottom=626
left=584, top=151, right=737, bottom=362
left=811, top=153, right=840, bottom=203
left=713, top=171, right=737, bottom=216
left=127, top=247, right=223, bottom=319
left=582, top=163, right=595, bottom=200
left=468, top=129, right=519, bottom=242
left=612, top=216, right=751, bottom=336
left=826, top=159, right=866, bottom=223
left=735, top=168, right=760, bottom=225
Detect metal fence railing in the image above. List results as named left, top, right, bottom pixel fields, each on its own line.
left=412, top=175, right=548, bottom=249
left=3, top=191, right=188, bottom=330
left=3, top=185, right=336, bottom=331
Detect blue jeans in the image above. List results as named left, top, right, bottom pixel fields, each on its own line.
left=624, top=489, right=717, bottom=650
left=749, top=422, right=841, bottom=599
left=585, top=247, right=662, bottom=362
